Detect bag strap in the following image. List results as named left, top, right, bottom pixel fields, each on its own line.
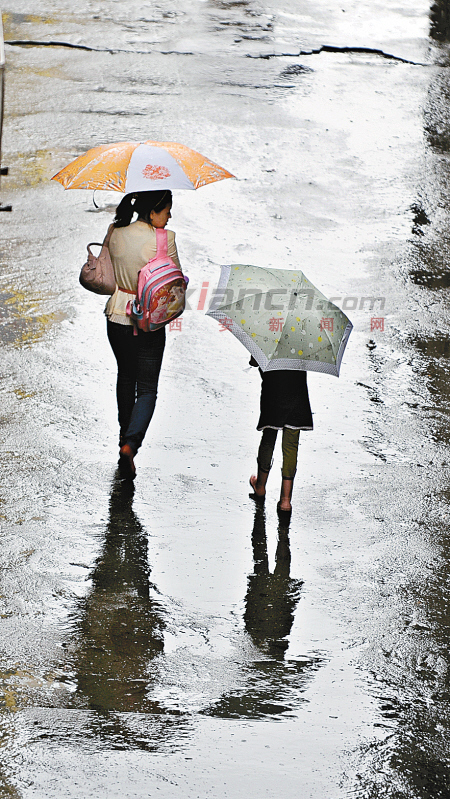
left=102, top=223, right=114, bottom=249
left=155, top=227, right=168, bottom=258
left=87, top=222, right=114, bottom=254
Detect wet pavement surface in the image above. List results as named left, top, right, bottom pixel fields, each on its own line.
left=2, top=1, right=450, bottom=797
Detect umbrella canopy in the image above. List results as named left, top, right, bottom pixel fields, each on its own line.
left=206, top=264, right=352, bottom=376
left=52, top=140, right=235, bottom=193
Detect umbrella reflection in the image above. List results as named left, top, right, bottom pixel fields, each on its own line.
left=71, top=475, right=166, bottom=713
left=244, top=503, right=303, bottom=658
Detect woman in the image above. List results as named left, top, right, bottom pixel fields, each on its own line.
left=249, top=362, right=313, bottom=513
left=105, top=189, right=181, bottom=480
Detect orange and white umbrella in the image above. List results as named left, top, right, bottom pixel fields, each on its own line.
left=52, top=140, right=235, bottom=193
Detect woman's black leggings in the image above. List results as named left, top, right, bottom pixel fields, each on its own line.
left=107, top=321, right=165, bottom=453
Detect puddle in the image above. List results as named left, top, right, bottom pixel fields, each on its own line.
left=409, top=268, right=450, bottom=288
left=410, top=334, right=450, bottom=359
left=279, top=64, right=314, bottom=77
left=200, top=656, right=323, bottom=719
left=6, top=149, right=57, bottom=189
left=2, top=12, right=60, bottom=33
left=13, top=387, right=36, bottom=400
left=429, top=0, right=450, bottom=42
left=0, top=288, right=65, bottom=347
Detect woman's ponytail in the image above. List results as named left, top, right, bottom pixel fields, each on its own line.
left=113, top=194, right=136, bottom=228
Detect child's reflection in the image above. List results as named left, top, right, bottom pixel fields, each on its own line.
left=73, top=475, right=165, bottom=712
left=200, top=506, right=308, bottom=720
left=244, top=503, right=303, bottom=658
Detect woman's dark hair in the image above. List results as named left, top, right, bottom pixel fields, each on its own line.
left=113, top=190, right=172, bottom=228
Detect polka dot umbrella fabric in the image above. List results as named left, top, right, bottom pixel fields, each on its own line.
left=206, top=264, right=353, bottom=376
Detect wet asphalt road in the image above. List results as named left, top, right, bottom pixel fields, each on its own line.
left=2, top=1, right=450, bottom=797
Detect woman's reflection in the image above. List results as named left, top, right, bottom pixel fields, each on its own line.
left=72, top=475, right=165, bottom=713
left=244, top=503, right=303, bottom=658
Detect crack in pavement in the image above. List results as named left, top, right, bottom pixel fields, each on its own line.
left=5, top=40, right=428, bottom=66
left=247, top=44, right=428, bottom=66
left=6, top=40, right=116, bottom=53
left=5, top=40, right=193, bottom=55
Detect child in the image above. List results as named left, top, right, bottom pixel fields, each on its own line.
left=249, top=358, right=313, bottom=513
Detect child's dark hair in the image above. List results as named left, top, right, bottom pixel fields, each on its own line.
left=113, top=190, right=172, bottom=228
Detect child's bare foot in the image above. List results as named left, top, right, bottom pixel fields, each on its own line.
left=249, top=475, right=266, bottom=498
left=277, top=477, right=293, bottom=513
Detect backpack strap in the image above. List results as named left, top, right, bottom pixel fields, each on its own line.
left=155, top=227, right=168, bottom=258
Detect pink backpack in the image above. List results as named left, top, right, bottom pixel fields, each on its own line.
left=127, top=228, right=188, bottom=332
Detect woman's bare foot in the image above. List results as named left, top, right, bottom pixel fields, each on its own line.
left=249, top=475, right=266, bottom=498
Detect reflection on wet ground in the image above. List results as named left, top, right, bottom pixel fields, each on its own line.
left=424, top=74, right=450, bottom=149
left=350, top=61, right=450, bottom=789
left=0, top=475, right=318, bottom=760
left=408, top=265, right=450, bottom=289
left=202, top=503, right=322, bottom=719
left=64, top=486, right=318, bottom=725
left=351, top=487, right=450, bottom=797
left=5, top=0, right=450, bottom=796
left=404, top=333, right=450, bottom=446
left=244, top=503, right=303, bottom=657
left=429, top=0, right=450, bottom=42
left=68, top=476, right=167, bottom=715
left=408, top=54, right=450, bottom=296
left=410, top=202, right=431, bottom=238
left=0, top=479, right=327, bottom=799
left=411, top=335, right=450, bottom=360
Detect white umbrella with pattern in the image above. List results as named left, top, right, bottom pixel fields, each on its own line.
left=206, top=264, right=352, bottom=376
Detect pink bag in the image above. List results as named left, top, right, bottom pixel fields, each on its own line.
left=127, top=228, right=188, bottom=332
left=79, top=224, right=116, bottom=295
